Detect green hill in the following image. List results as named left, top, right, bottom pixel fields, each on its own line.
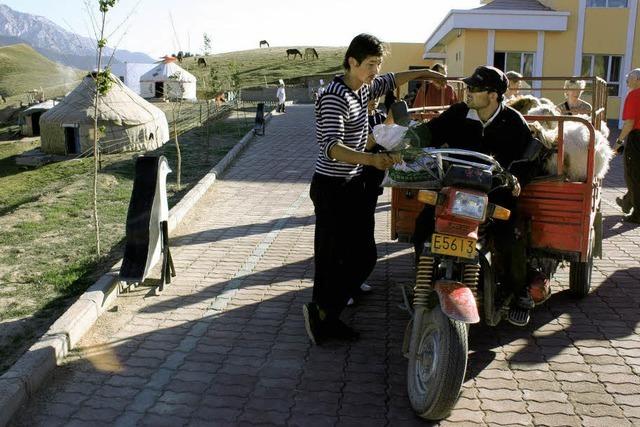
left=178, top=46, right=346, bottom=92
left=0, top=43, right=83, bottom=98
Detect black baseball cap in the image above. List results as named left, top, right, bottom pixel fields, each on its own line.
left=463, top=65, right=509, bottom=95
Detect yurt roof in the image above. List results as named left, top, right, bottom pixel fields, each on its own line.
left=22, top=99, right=58, bottom=115
left=140, top=61, right=197, bottom=83
left=40, top=73, right=167, bottom=126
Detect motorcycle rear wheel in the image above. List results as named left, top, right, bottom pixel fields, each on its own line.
left=407, top=307, right=468, bottom=420
left=569, top=253, right=593, bottom=298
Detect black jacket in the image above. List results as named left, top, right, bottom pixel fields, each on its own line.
left=416, top=102, right=532, bottom=182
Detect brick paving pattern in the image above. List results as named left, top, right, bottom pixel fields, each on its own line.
left=11, top=106, right=640, bottom=426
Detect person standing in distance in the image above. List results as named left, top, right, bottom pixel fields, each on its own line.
left=304, top=33, right=444, bottom=345
left=276, top=80, right=286, bottom=113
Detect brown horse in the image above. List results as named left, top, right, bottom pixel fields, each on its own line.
left=304, top=48, right=318, bottom=60
left=259, top=40, right=269, bottom=48
left=197, top=57, right=207, bottom=67
left=286, top=48, right=302, bottom=59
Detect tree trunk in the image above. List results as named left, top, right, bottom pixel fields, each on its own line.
left=91, top=12, right=107, bottom=257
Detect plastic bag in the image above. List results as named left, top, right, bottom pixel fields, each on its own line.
left=382, top=150, right=443, bottom=188
left=372, top=124, right=409, bottom=151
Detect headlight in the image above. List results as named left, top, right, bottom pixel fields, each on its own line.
left=451, top=191, right=487, bottom=220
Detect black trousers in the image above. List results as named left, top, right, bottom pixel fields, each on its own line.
left=623, top=130, right=640, bottom=214
left=310, top=173, right=377, bottom=319
left=413, top=189, right=528, bottom=295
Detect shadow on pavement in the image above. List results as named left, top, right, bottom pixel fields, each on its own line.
left=12, top=242, right=430, bottom=426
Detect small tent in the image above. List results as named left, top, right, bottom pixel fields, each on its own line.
left=39, top=73, right=169, bottom=155
left=140, top=57, right=197, bottom=101
left=20, top=100, right=57, bottom=136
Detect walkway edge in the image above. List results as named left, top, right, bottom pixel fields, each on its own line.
left=0, top=110, right=274, bottom=427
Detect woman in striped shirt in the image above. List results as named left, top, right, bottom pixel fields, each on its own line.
left=303, top=33, right=444, bottom=345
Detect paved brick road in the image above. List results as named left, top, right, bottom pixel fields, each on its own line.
left=12, top=106, right=640, bottom=426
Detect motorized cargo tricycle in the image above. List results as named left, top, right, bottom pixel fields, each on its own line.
left=392, top=76, right=608, bottom=420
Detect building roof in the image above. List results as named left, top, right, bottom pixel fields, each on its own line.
left=475, top=0, right=554, bottom=11
left=423, top=2, right=568, bottom=55
left=22, top=100, right=57, bottom=115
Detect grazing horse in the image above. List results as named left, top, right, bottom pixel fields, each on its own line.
left=286, top=48, right=302, bottom=59
left=259, top=40, right=269, bottom=48
left=197, top=57, right=207, bottom=67
left=304, top=48, right=319, bottom=60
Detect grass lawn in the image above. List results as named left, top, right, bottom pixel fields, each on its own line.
left=0, top=112, right=252, bottom=373
left=0, top=43, right=323, bottom=374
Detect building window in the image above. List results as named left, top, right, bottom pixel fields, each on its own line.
left=586, top=0, right=627, bottom=7
left=493, top=52, right=534, bottom=76
left=581, top=54, right=622, bottom=96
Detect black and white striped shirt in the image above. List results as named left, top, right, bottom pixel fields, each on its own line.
left=314, top=73, right=396, bottom=177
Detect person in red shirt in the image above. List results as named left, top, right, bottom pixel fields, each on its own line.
left=411, top=63, right=457, bottom=108
left=614, top=68, right=640, bottom=223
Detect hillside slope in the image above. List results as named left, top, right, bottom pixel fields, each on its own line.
left=179, top=46, right=346, bottom=91
left=0, top=43, right=83, bottom=97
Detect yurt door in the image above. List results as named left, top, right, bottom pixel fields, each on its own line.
left=31, top=112, right=42, bottom=136
left=155, top=82, right=164, bottom=98
left=64, top=126, right=80, bottom=154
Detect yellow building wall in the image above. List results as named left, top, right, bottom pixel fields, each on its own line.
left=541, top=0, right=581, bottom=104
left=380, top=42, right=433, bottom=97
left=447, top=31, right=468, bottom=77
left=494, top=31, right=538, bottom=52
left=380, top=42, right=431, bottom=74
left=463, top=30, right=488, bottom=76
left=583, top=8, right=628, bottom=119
left=583, top=8, right=628, bottom=55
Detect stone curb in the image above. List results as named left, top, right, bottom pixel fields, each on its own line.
left=0, top=109, right=274, bottom=427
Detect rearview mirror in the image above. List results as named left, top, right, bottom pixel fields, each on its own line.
left=389, top=101, right=410, bottom=126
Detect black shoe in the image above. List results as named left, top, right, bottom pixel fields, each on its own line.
left=616, top=197, right=632, bottom=214
left=507, top=307, right=530, bottom=327
left=325, top=319, right=360, bottom=341
left=623, top=214, right=640, bottom=224
left=303, top=303, right=324, bottom=345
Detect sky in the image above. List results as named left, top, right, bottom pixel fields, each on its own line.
left=3, top=0, right=481, bottom=58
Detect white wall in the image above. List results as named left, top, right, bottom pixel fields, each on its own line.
left=111, top=62, right=156, bottom=95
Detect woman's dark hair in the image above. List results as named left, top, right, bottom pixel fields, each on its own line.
left=343, top=33, right=386, bottom=70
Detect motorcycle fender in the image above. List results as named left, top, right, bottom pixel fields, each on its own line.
left=434, top=281, right=480, bottom=324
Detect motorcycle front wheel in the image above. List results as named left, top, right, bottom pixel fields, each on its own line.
left=407, top=307, right=468, bottom=420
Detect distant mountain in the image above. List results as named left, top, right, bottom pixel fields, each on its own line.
left=0, top=3, right=155, bottom=70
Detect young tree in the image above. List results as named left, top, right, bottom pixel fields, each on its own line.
left=90, top=0, right=118, bottom=256
left=168, top=71, right=184, bottom=190
left=203, top=33, right=212, bottom=56
left=205, top=66, right=222, bottom=162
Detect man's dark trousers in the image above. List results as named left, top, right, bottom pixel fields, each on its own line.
left=310, top=173, right=376, bottom=319
left=624, top=130, right=640, bottom=216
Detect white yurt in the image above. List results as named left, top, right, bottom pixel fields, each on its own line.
left=140, top=57, right=197, bottom=101
left=39, top=72, right=170, bottom=155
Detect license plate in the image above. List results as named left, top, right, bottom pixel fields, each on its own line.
left=431, top=233, right=476, bottom=259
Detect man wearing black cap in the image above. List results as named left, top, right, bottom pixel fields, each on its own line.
left=412, top=65, right=539, bottom=326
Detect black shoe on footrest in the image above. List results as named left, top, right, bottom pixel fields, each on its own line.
left=507, top=307, right=530, bottom=327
